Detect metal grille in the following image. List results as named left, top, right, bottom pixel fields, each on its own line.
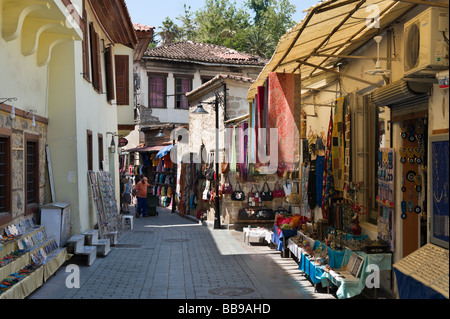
left=26, top=141, right=36, bottom=204
left=0, top=138, right=6, bottom=212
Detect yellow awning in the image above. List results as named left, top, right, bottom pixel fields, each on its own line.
left=247, top=0, right=419, bottom=101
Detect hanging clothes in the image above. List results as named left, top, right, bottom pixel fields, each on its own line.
left=307, top=160, right=317, bottom=210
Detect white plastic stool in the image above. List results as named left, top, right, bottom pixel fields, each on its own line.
left=122, top=215, right=134, bottom=230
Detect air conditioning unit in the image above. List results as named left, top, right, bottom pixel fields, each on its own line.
left=404, top=7, right=449, bottom=77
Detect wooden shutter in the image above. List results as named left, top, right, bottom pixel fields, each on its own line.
left=82, top=6, right=90, bottom=81
left=89, top=23, right=103, bottom=93
left=105, top=48, right=115, bottom=102
left=115, top=55, right=129, bottom=105
left=95, top=32, right=103, bottom=93
left=89, top=23, right=98, bottom=88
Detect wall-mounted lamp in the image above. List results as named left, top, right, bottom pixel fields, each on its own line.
left=106, top=132, right=118, bottom=153
left=26, top=110, right=37, bottom=127
left=0, top=98, right=17, bottom=119
left=155, top=129, right=166, bottom=138
left=101, top=39, right=113, bottom=53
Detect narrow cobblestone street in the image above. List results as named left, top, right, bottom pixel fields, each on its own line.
left=28, top=206, right=335, bottom=300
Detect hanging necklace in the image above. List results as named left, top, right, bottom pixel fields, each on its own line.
left=408, top=190, right=414, bottom=212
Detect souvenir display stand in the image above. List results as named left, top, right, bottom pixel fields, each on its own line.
left=0, top=218, right=68, bottom=299
left=377, top=148, right=395, bottom=250
left=393, top=243, right=449, bottom=299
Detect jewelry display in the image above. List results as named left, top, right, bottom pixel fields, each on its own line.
left=399, top=118, right=427, bottom=222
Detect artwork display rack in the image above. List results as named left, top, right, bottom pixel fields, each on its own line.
left=88, top=171, right=121, bottom=238
left=97, top=171, right=121, bottom=235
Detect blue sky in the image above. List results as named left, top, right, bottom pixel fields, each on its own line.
left=125, top=0, right=320, bottom=30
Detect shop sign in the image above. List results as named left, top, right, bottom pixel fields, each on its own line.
left=118, top=138, right=128, bottom=147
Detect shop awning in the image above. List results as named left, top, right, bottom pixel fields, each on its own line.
left=124, top=145, right=165, bottom=153
left=156, top=144, right=174, bottom=159
left=247, top=0, right=420, bottom=101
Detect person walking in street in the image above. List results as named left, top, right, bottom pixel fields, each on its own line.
left=135, top=175, right=149, bottom=217
left=122, top=177, right=132, bottom=214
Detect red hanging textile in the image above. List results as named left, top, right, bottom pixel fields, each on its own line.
left=268, top=72, right=301, bottom=172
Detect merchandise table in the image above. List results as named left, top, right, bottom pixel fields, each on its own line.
left=298, top=250, right=327, bottom=286
left=312, top=241, right=346, bottom=269
left=272, top=226, right=298, bottom=257
left=320, top=248, right=392, bottom=299
left=294, top=232, right=346, bottom=269
left=243, top=227, right=268, bottom=245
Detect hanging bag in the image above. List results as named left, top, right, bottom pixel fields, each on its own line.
left=221, top=175, right=233, bottom=195
left=248, top=185, right=261, bottom=207
left=261, top=181, right=273, bottom=201
left=202, top=180, right=210, bottom=201
left=273, top=181, right=285, bottom=198
left=286, top=181, right=301, bottom=205
left=231, top=181, right=245, bottom=201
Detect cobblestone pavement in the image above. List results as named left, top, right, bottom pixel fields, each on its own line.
left=28, top=206, right=335, bottom=300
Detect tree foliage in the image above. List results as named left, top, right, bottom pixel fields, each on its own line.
left=154, top=0, right=297, bottom=58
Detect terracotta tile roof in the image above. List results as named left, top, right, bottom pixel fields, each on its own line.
left=186, top=74, right=255, bottom=98
left=144, top=41, right=268, bottom=66
left=133, top=23, right=155, bottom=32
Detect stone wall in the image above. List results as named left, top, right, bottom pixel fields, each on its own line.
left=0, top=109, right=48, bottom=228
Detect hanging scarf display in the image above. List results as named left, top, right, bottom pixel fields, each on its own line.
left=332, top=97, right=345, bottom=191
left=230, top=125, right=237, bottom=173
left=322, top=108, right=336, bottom=217
left=237, top=124, right=248, bottom=180
left=256, top=86, right=265, bottom=164
left=301, top=163, right=310, bottom=218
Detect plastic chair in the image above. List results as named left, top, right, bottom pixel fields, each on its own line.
left=122, top=215, right=134, bottom=230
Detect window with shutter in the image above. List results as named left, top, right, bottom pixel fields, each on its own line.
left=115, top=55, right=129, bottom=105
left=105, top=48, right=115, bottom=102
left=98, top=134, right=104, bottom=171
left=81, top=4, right=89, bottom=81
left=87, top=130, right=93, bottom=171
left=148, top=73, right=167, bottom=108
left=89, top=23, right=102, bottom=93
left=175, top=76, right=192, bottom=109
